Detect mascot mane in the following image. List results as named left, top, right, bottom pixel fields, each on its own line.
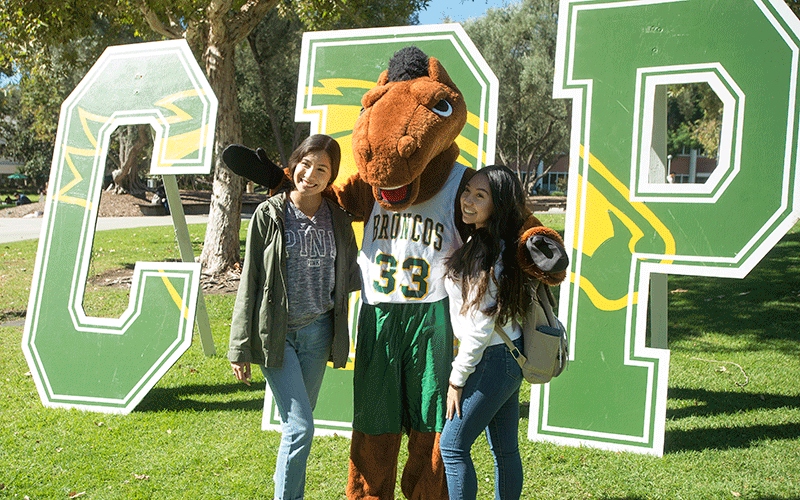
left=387, top=46, right=429, bottom=82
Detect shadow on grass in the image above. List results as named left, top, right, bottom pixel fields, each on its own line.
left=596, top=497, right=647, bottom=500
left=600, top=498, right=800, bottom=500
left=118, top=259, right=180, bottom=269
left=665, top=387, right=800, bottom=452
left=667, top=387, right=800, bottom=420
left=136, top=381, right=267, bottom=412
left=603, top=498, right=798, bottom=500
left=666, top=421, right=800, bottom=452
left=660, top=231, right=800, bottom=452
left=667, top=231, right=800, bottom=353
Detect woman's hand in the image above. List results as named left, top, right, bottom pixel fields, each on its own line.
left=231, top=362, right=251, bottom=386
left=446, top=384, right=462, bottom=420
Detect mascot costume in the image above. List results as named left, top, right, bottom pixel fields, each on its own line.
left=224, top=46, right=567, bottom=500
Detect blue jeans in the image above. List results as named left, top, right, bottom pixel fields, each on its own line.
left=260, top=311, right=333, bottom=500
left=439, top=337, right=524, bottom=500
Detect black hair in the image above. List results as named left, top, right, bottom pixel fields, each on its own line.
left=445, top=165, right=532, bottom=324
left=387, top=46, right=429, bottom=82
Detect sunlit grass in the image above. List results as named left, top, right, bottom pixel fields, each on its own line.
left=1, top=216, right=798, bottom=499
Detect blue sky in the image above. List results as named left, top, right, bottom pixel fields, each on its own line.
left=416, top=0, right=514, bottom=25
left=0, top=72, right=21, bottom=88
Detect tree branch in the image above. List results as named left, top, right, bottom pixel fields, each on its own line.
left=206, top=0, right=234, bottom=22
left=247, top=32, right=289, bottom=167
left=131, top=0, right=184, bottom=39
left=227, top=0, right=281, bottom=45
left=523, top=120, right=556, bottom=191
left=528, top=119, right=555, bottom=167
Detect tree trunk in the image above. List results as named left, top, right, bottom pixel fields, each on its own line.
left=132, top=0, right=279, bottom=275
left=524, top=120, right=557, bottom=193
left=199, top=39, right=245, bottom=275
left=111, top=124, right=150, bottom=196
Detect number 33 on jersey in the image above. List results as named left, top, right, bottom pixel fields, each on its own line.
left=359, top=163, right=466, bottom=304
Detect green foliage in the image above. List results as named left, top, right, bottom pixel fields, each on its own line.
left=667, top=121, right=702, bottom=156
left=236, top=8, right=308, bottom=166
left=1, top=86, right=54, bottom=185
left=238, top=0, right=432, bottom=166
left=463, top=0, right=570, bottom=192
left=0, top=15, right=147, bottom=186
left=0, top=87, right=43, bottom=182
left=666, top=83, right=723, bottom=157
left=0, top=1, right=148, bottom=71
left=555, top=175, right=568, bottom=194
left=288, top=0, right=429, bottom=29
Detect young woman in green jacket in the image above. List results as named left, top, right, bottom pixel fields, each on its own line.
left=227, top=135, right=360, bottom=500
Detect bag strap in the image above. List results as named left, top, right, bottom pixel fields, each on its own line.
left=544, top=282, right=557, bottom=309
left=493, top=322, right=527, bottom=365
left=492, top=279, right=559, bottom=366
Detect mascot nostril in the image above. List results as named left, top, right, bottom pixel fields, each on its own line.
left=397, top=135, right=417, bottom=159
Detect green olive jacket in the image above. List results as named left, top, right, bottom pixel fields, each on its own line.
left=227, top=192, right=360, bottom=369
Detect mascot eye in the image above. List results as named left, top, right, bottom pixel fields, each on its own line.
left=359, top=107, right=365, bottom=116
left=432, top=99, right=453, bottom=117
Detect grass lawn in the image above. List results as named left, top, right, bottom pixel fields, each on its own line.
left=1, top=216, right=799, bottom=499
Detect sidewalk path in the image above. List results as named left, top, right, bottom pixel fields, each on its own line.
left=0, top=215, right=211, bottom=244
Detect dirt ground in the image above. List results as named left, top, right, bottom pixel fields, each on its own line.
left=0, top=191, right=154, bottom=218
left=1, top=190, right=241, bottom=295
left=87, top=264, right=241, bottom=295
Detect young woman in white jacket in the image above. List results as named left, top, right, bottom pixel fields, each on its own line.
left=440, top=165, right=567, bottom=500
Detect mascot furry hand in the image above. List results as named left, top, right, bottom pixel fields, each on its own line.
left=224, top=46, right=566, bottom=500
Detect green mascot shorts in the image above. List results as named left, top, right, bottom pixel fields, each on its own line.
left=352, top=298, right=454, bottom=434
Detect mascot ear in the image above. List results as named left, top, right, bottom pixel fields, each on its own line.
left=377, top=69, right=390, bottom=86
left=428, top=57, right=457, bottom=90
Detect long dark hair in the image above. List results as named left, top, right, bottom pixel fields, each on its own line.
left=445, top=165, right=532, bottom=325
left=286, top=134, right=341, bottom=190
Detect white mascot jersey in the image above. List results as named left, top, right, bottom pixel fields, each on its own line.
left=359, top=163, right=467, bottom=305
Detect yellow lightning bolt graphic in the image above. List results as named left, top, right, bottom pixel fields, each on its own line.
left=56, top=108, right=110, bottom=209
left=312, top=78, right=376, bottom=96
left=58, top=89, right=209, bottom=203
left=574, top=146, right=676, bottom=311
left=159, top=272, right=189, bottom=320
